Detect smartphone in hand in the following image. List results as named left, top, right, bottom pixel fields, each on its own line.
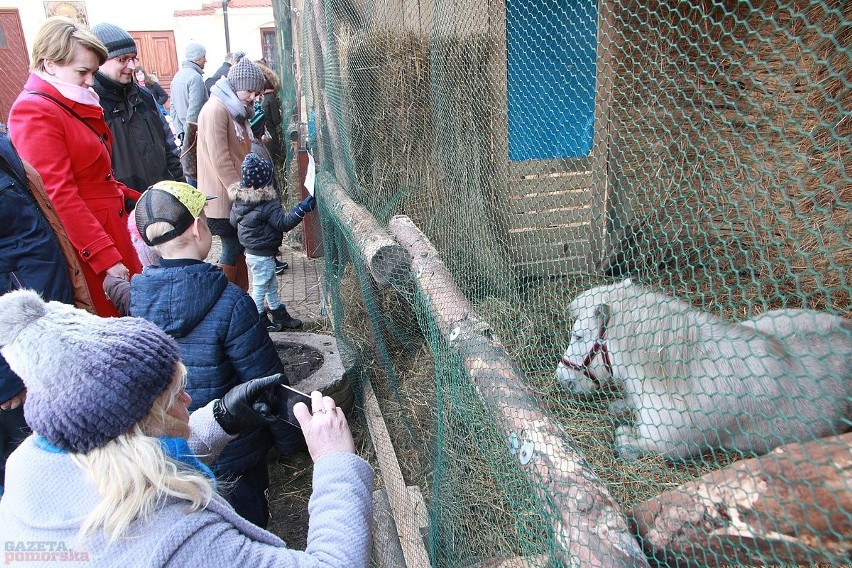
left=276, top=384, right=313, bottom=429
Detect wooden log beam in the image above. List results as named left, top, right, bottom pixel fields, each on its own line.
left=629, top=433, right=852, bottom=567
left=318, top=172, right=411, bottom=286
left=387, top=214, right=649, bottom=568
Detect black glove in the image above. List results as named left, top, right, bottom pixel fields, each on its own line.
left=213, top=374, right=285, bottom=435
left=295, top=195, right=316, bottom=218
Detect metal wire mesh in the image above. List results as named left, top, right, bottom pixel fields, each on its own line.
left=289, top=0, right=850, bottom=565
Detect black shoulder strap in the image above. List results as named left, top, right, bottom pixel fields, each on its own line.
left=27, top=90, right=108, bottom=145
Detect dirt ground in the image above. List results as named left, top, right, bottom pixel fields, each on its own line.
left=264, top=341, right=372, bottom=548
left=265, top=341, right=321, bottom=547
left=267, top=449, right=314, bottom=548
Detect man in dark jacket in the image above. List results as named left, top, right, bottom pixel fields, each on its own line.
left=204, top=51, right=244, bottom=93
left=0, top=127, right=79, bottom=497
left=91, top=23, right=184, bottom=193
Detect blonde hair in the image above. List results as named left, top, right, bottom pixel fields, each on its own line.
left=254, top=60, right=280, bottom=92
left=69, top=363, right=214, bottom=543
left=144, top=220, right=196, bottom=257
left=31, top=17, right=108, bottom=72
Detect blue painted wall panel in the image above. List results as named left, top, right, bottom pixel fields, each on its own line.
left=506, top=0, right=597, bottom=161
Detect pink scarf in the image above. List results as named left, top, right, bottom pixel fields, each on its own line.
left=34, top=70, right=101, bottom=108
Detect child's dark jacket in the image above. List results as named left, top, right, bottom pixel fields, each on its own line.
left=129, top=260, right=280, bottom=474
left=229, top=183, right=304, bottom=257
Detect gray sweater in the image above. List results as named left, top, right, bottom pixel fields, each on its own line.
left=0, top=402, right=374, bottom=567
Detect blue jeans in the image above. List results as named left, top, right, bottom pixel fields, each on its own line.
left=245, top=254, right=281, bottom=313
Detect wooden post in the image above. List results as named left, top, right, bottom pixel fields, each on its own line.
left=298, top=148, right=323, bottom=258
left=310, top=0, right=357, bottom=191
left=316, top=172, right=411, bottom=286
left=387, top=214, right=649, bottom=568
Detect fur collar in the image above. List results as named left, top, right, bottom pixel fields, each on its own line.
left=227, top=181, right=277, bottom=203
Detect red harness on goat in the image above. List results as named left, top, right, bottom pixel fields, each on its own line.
left=560, top=323, right=613, bottom=387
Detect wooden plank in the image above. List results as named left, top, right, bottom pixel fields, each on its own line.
left=595, top=0, right=616, bottom=266
left=403, top=0, right=431, bottom=33
left=407, top=486, right=429, bottom=544
left=433, top=0, right=491, bottom=35
left=364, top=380, right=431, bottom=568
left=372, top=489, right=407, bottom=568
left=506, top=213, right=593, bottom=240
left=511, top=257, right=590, bottom=278
left=507, top=183, right=594, bottom=215
left=469, top=555, right=550, bottom=568
left=487, top=0, right=510, bottom=234
left=508, top=156, right=594, bottom=178
left=508, top=194, right=593, bottom=219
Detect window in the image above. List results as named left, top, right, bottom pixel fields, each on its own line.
left=261, top=28, right=278, bottom=72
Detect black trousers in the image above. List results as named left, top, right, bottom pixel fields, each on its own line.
left=219, top=459, right=270, bottom=529
left=0, top=405, right=30, bottom=494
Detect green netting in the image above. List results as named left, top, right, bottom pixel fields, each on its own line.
left=277, top=0, right=850, bottom=565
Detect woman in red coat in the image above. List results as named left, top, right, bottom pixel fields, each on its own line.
left=8, top=17, right=141, bottom=317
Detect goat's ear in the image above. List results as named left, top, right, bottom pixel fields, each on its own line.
left=595, top=303, right=611, bottom=329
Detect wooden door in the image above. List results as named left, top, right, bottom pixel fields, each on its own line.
left=0, top=9, right=30, bottom=123
left=129, top=31, right=178, bottom=99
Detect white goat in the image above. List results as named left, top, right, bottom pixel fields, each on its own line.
left=555, top=279, right=852, bottom=460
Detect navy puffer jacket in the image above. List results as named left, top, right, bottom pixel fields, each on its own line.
left=129, top=260, right=281, bottom=473
left=229, top=183, right=305, bottom=257
left=0, top=131, right=73, bottom=403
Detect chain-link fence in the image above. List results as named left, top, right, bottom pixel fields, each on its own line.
left=283, top=0, right=850, bottom=565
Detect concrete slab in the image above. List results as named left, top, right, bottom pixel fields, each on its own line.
left=270, top=331, right=353, bottom=414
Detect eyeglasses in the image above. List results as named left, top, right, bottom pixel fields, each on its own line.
left=116, top=54, right=139, bottom=66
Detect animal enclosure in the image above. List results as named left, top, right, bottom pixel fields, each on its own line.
left=277, top=0, right=850, bottom=565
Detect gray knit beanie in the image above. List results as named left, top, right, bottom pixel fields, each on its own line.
left=91, top=23, right=137, bottom=60
left=0, top=290, right=181, bottom=453
left=227, top=58, right=264, bottom=93
left=185, top=42, right=206, bottom=62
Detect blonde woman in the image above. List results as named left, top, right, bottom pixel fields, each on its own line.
left=7, top=17, right=143, bottom=317
left=0, top=290, right=373, bottom=567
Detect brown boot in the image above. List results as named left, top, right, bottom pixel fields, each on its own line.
left=235, top=255, right=250, bottom=292
left=220, top=264, right=237, bottom=284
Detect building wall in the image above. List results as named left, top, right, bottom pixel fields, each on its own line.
left=1, top=0, right=273, bottom=75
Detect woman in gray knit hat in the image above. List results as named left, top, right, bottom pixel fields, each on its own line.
left=196, top=57, right=267, bottom=290
left=0, top=290, right=373, bottom=567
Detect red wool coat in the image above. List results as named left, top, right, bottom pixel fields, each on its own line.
left=8, top=74, right=142, bottom=317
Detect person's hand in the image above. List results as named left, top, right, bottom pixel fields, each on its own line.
left=213, top=374, right=285, bottom=434
left=295, top=195, right=316, bottom=218
left=293, top=391, right=355, bottom=462
left=106, top=262, right=130, bottom=281
left=0, top=388, right=26, bottom=410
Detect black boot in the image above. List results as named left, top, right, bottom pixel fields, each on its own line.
left=274, top=258, right=289, bottom=275
left=261, top=311, right=282, bottom=332
left=269, top=305, right=302, bottom=329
